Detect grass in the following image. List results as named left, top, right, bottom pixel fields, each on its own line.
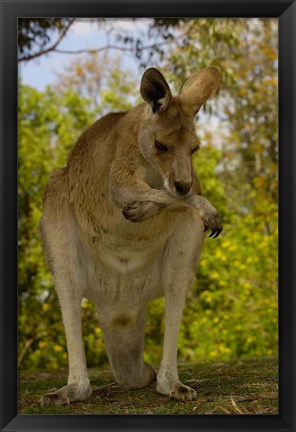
left=18, top=358, right=278, bottom=415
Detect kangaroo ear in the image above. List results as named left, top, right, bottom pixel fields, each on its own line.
left=140, top=68, right=171, bottom=113
left=180, top=67, right=221, bottom=115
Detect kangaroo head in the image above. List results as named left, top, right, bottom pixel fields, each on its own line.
left=138, top=67, right=221, bottom=197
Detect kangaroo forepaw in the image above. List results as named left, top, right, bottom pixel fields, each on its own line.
left=122, top=201, right=165, bottom=222
left=201, top=209, right=222, bottom=238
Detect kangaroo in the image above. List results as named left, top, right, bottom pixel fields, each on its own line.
left=40, top=66, right=222, bottom=406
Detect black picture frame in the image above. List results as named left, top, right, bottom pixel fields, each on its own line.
left=1, top=0, right=295, bottom=431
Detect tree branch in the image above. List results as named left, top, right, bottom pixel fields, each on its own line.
left=52, top=38, right=180, bottom=56
left=55, top=44, right=133, bottom=55
left=18, top=18, right=76, bottom=62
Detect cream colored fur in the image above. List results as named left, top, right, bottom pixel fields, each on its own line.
left=40, top=67, right=222, bottom=406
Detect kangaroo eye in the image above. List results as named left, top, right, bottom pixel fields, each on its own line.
left=155, top=141, right=169, bottom=152
left=191, top=146, right=199, bottom=154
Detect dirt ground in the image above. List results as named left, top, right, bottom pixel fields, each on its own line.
left=18, top=358, right=278, bottom=415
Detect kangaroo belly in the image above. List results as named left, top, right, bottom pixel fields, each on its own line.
left=98, top=245, right=155, bottom=273
left=84, top=249, right=163, bottom=307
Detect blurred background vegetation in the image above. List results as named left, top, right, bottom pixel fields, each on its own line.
left=18, top=18, right=278, bottom=372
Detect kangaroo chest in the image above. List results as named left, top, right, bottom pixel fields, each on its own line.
left=77, top=205, right=177, bottom=273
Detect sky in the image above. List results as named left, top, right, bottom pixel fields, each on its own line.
left=19, top=19, right=152, bottom=90
left=18, top=18, right=223, bottom=139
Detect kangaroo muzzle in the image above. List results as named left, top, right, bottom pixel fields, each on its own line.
left=174, top=180, right=192, bottom=196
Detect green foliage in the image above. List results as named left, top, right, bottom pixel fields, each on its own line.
left=53, top=53, right=138, bottom=112
left=186, top=209, right=277, bottom=361
left=18, top=18, right=278, bottom=372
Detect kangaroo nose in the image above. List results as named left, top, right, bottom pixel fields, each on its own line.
left=175, top=181, right=191, bottom=196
